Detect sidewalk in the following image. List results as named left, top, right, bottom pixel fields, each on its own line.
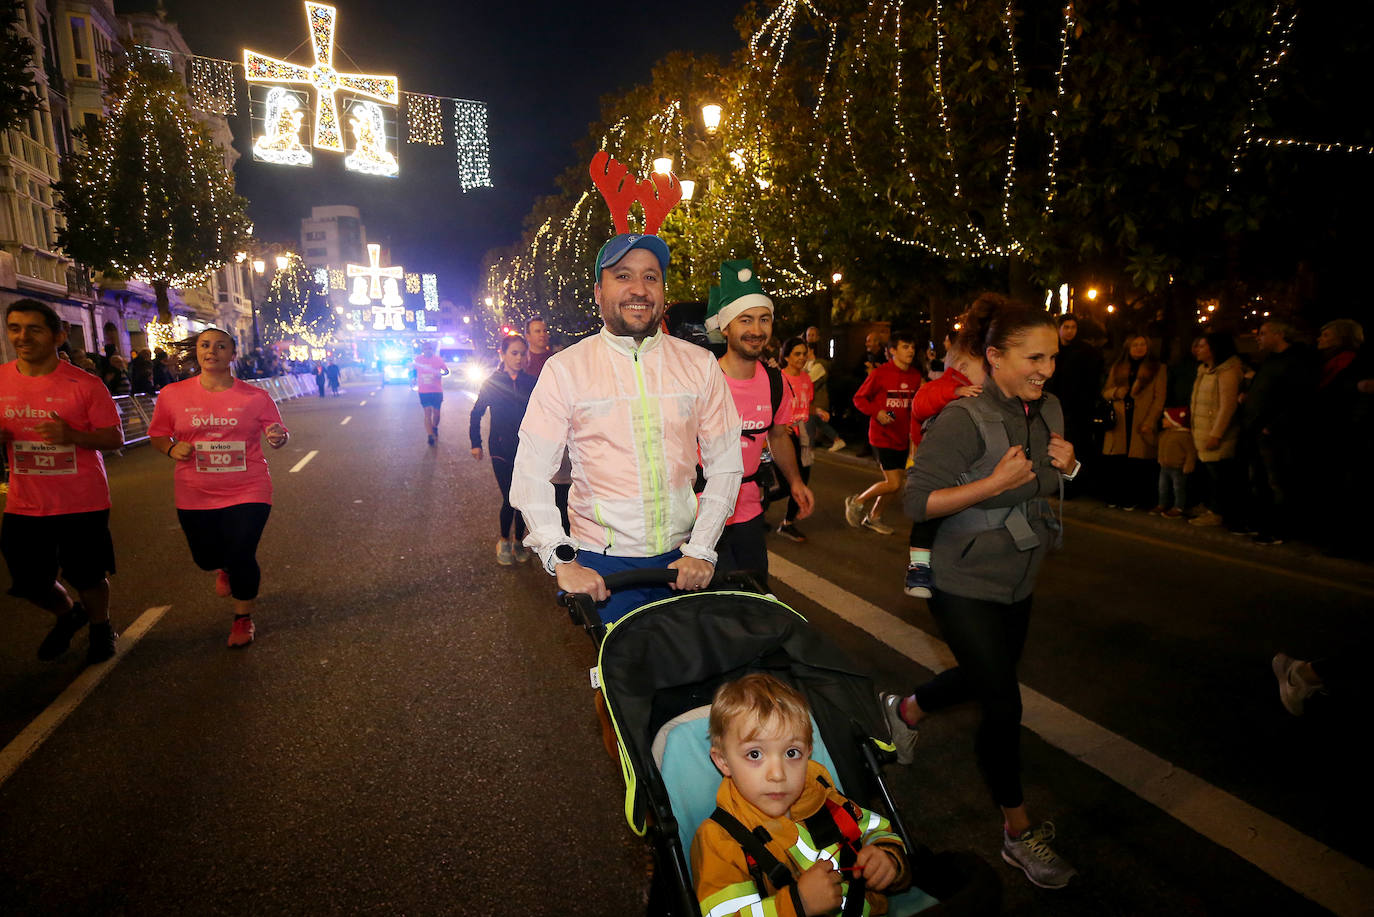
left=812, top=442, right=1374, bottom=586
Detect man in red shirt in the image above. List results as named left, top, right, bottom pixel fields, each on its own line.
left=707, top=260, right=813, bottom=583
left=524, top=317, right=553, bottom=377
left=844, top=329, right=922, bottom=534
left=1, top=299, right=124, bottom=664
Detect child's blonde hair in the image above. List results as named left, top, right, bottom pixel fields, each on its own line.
left=708, top=673, right=813, bottom=749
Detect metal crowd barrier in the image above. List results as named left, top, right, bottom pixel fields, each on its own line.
left=113, top=373, right=318, bottom=450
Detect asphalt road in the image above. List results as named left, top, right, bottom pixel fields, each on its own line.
left=2, top=376, right=1370, bottom=915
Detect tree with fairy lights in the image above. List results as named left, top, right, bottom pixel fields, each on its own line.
left=261, top=252, right=336, bottom=349
left=54, top=53, right=250, bottom=323
left=1, top=0, right=41, bottom=131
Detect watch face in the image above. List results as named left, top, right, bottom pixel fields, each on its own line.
left=555, top=544, right=577, bottom=562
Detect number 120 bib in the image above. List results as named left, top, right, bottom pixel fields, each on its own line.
left=194, top=440, right=247, bottom=473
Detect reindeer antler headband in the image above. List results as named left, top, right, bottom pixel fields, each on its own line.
left=589, top=151, right=683, bottom=236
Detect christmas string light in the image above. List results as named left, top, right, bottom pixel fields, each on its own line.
left=328, top=268, right=345, bottom=290
left=1251, top=136, right=1374, bottom=155
left=342, top=100, right=399, bottom=177
left=189, top=56, right=237, bottom=115
left=405, top=273, right=421, bottom=294
left=1043, top=0, right=1074, bottom=217
left=453, top=99, right=492, bottom=191
left=1230, top=1, right=1297, bottom=183
left=313, top=267, right=328, bottom=290
left=422, top=273, right=438, bottom=311
left=404, top=93, right=443, bottom=145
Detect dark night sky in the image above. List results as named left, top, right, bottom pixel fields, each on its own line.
left=147, top=0, right=748, bottom=301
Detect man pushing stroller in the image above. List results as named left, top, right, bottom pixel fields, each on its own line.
left=694, top=674, right=909, bottom=916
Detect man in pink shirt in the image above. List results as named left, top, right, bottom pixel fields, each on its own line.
left=706, top=260, right=814, bottom=584
left=411, top=340, right=449, bottom=446
left=0, top=300, right=124, bottom=664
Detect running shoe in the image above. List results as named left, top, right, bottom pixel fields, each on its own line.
left=215, top=569, right=232, bottom=597
left=903, top=563, right=933, bottom=598
left=496, top=539, right=514, bottom=566
left=86, top=621, right=118, bottom=665
left=1002, top=821, right=1077, bottom=889
left=427, top=434, right=435, bottom=447
left=1147, top=505, right=1166, bottom=515
left=513, top=543, right=532, bottom=564
left=1252, top=533, right=1284, bottom=546
left=844, top=495, right=866, bottom=528
left=1162, top=508, right=1184, bottom=518
left=861, top=516, right=895, bottom=535
left=776, top=522, right=807, bottom=543
left=37, top=604, right=89, bottom=661
left=228, top=615, right=255, bottom=649
left=1188, top=511, right=1222, bottom=527
left=1272, top=653, right=1322, bottom=716
left=879, top=693, right=919, bottom=765
left=827, top=438, right=847, bottom=453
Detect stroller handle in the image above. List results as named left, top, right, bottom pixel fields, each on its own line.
left=558, top=568, right=768, bottom=643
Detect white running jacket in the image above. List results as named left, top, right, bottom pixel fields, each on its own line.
left=511, top=327, right=743, bottom=573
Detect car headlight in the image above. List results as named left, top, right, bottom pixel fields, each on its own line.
left=465, top=364, right=488, bottom=383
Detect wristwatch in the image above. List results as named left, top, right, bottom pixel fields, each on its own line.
left=554, top=543, right=578, bottom=565
left=1062, top=460, right=1082, bottom=481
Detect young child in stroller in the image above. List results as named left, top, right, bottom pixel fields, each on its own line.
left=693, top=673, right=910, bottom=916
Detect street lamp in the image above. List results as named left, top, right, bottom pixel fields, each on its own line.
left=831, top=271, right=843, bottom=284
left=249, top=258, right=266, bottom=349
left=1086, top=288, right=1100, bottom=301
left=275, top=255, right=289, bottom=271
left=701, top=103, right=722, bottom=135
left=680, top=179, right=696, bottom=201
left=652, top=156, right=673, bottom=175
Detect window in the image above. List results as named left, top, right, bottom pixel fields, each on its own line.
left=306, top=247, right=327, bottom=257
left=82, top=112, right=99, bottom=142
left=305, top=231, right=326, bottom=241
left=69, top=16, right=91, bottom=79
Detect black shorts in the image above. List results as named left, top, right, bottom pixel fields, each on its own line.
left=874, top=446, right=909, bottom=471
left=2, top=510, right=116, bottom=598
left=418, top=392, right=443, bottom=408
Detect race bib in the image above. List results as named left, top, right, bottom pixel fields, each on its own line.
left=194, top=440, right=247, bottom=473
left=419, top=371, right=439, bottom=386
left=11, top=441, right=77, bottom=475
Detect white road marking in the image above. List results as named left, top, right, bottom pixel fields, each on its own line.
left=289, top=450, right=318, bottom=473
left=0, top=605, right=172, bottom=788
left=768, top=553, right=1374, bottom=917
left=340, top=416, right=352, bottom=425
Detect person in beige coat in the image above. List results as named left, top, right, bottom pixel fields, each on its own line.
left=1189, top=331, right=1244, bottom=527
left=1101, top=335, right=1168, bottom=508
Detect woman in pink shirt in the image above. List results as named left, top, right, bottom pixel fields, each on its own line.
left=149, top=330, right=290, bottom=648
left=777, top=337, right=818, bottom=542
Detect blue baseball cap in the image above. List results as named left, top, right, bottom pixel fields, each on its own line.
left=593, top=233, right=671, bottom=279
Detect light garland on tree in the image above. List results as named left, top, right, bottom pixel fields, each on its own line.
left=313, top=267, right=328, bottom=289
left=145, top=315, right=190, bottom=352
left=328, top=268, right=345, bottom=290
left=1230, top=1, right=1298, bottom=184
left=454, top=99, right=492, bottom=191
left=404, top=92, right=444, bottom=145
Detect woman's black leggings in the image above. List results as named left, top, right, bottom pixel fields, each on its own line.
left=491, top=455, right=527, bottom=540
left=176, top=503, right=272, bottom=600
left=912, top=590, right=1032, bottom=809
left=783, top=433, right=811, bottom=522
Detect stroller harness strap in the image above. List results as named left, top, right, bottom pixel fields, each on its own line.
left=709, top=799, right=869, bottom=917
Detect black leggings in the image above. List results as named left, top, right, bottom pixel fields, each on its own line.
left=490, top=456, right=527, bottom=540
left=908, top=517, right=942, bottom=550
left=783, top=433, right=811, bottom=522
left=177, top=503, right=272, bottom=600
left=912, top=590, right=1032, bottom=809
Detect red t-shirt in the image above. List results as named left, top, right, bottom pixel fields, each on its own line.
left=908, top=367, right=971, bottom=451
left=783, top=371, right=813, bottom=428
left=148, top=377, right=286, bottom=510
left=526, top=349, right=553, bottom=378
left=724, top=363, right=792, bottom=525
left=853, top=362, right=922, bottom=450
left=0, top=361, right=121, bottom=516
left=412, top=355, right=448, bottom=393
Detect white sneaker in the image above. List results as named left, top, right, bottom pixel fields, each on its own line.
left=843, top=495, right=866, bottom=528
left=828, top=438, right=847, bottom=453
left=862, top=516, right=895, bottom=535
left=496, top=539, right=514, bottom=566
left=1272, top=653, right=1323, bottom=716
left=1002, top=821, right=1077, bottom=889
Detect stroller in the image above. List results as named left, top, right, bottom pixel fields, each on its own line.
left=562, top=569, right=1001, bottom=916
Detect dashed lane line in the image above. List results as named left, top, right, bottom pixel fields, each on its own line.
left=340, top=416, right=352, bottom=425
left=288, top=450, right=318, bottom=473
left=0, top=605, right=172, bottom=789
left=768, top=553, right=1374, bottom=917
left=359, top=400, right=367, bottom=406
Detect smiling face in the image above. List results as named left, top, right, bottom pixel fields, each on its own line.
left=722, top=306, right=774, bottom=361
left=989, top=325, right=1058, bottom=401
left=784, top=342, right=808, bottom=373
left=5, top=308, right=64, bottom=367
left=196, top=330, right=236, bottom=373
left=710, top=712, right=811, bottom=819
left=595, top=249, right=665, bottom=342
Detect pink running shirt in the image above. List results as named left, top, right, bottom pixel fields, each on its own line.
left=0, top=361, right=120, bottom=516
left=724, top=363, right=792, bottom=525
left=148, top=378, right=287, bottom=510
left=412, top=355, right=448, bottom=394
left=783, top=371, right=814, bottom=428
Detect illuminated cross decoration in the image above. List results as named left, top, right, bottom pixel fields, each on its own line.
left=244, top=2, right=399, bottom=153
left=347, top=243, right=404, bottom=300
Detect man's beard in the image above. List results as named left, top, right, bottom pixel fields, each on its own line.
left=729, top=336, right=767, bottom=361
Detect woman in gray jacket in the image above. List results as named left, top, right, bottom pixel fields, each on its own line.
left=881, top=295, right=1081, bottom=890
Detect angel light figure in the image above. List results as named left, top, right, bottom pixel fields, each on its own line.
left=253, top=88, right=312, bottom=166
left=344, top=101, right=398, bottom=177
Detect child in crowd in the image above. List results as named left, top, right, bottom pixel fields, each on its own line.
left=692, top=673, right=908, bottom=916
left=1153, top=407, right=1196, bottom=518
left=900, top=319, right=986, bottom=598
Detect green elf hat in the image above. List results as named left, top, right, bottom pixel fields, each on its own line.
left=704, top=259, right=773, bottom=332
